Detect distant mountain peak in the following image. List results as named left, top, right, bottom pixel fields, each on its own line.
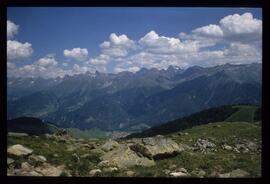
left=167, top=65, right=182, bottom=71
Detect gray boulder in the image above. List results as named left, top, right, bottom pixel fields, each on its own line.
left=8, top=132, right=29, bottom=137
left=89, top=169, right=102, bottom=176
left=34, top=163, right=66, bottom=176
left=29, top=155, right=47, bottom=163
left=101, top=144, right=155, bottom=168
left=218, top=169, right=249, bottom=178
left=7, top=158, right=14, bottom=165
left=128, top=136, right=182, bottom=160
left=7, top=144, right=33, bottom=156
left=101, top=139, right=120, bottom=152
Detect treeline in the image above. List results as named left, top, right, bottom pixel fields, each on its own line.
left=126, top=105, right=239, bottom=138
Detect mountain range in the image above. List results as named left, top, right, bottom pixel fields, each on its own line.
left=7, top=63, right=262, bottom=131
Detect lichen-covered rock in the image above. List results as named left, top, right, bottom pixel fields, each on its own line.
left=191, top=168, right=206, bottom=177
left=218, top=169, right=249, bottom=178
left=235, top=144, right=249, bottom=153
left=29, top=155, right=47, bottom=163
left=7, top=144, right=33, bottom=156
left=34, top=163, right=66, bottom=176
left=221, top=144, right=233, bottom=151
left=102, top=167, right=118, bottom=173
left=169, top=171, right=188, bottom=177
left=98, top=160, right=110, bottom=167
left=245, top=141, right=258, bottom=152
left=128, top=136, right=183, bottom=160
left=101, top=139, right=120, bottom=152
left=8, top=132, right=29, bottom=137
left=126, top=170, right=135, bottom=177
left=7, top=158, right=14, bottom=165
left=89, top=169, right=102, bottom=176
left=196, top=139, right=216, bottom=149
left=101, top=144, right=155, bottom=168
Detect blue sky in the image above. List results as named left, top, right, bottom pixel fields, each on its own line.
left=7, top=7, right=262, bottom=78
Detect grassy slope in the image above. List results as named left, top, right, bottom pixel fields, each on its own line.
left=225, top=105, right=259, bottom=123
left=130, top=121, right=261, bottom=177
left=8, top=121, right=261, bottom=177
left=127, top=104, right=260, bottom=138
left=7, top=135, right=106, bottom=176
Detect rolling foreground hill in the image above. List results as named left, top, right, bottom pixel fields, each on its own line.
left=7, top=105, right=261, bottom=177
left=126, top=105, right=260, bottom=138
left=7, top=63, right=261, bottom=131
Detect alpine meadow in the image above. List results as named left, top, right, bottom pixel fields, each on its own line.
left=7, top=7, right=262, bottom=178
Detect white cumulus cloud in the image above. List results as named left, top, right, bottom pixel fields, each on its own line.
left=139, top=30, right=198, bottom=54
left=7, top=40, right=33, bottom=60
left=220, top=12, right=262, bottom=36
left=64, top=48, right=89, bottom=61
left=99, top=33, right=136, bottom=58
left=192, top=24, right=224, bottom=37
left=37, top=56, right=58, bottom=67
left=7, top=20, right=19, bottom=39
left=191, top=12, right=262, bottom=43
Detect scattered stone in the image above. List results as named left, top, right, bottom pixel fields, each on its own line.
left=209, top=171, right=219, bottom=177
left=246, top=141, right=257, bottom=152
left=170, top=171, right=188, bottom=177
left=43, top=143, right=50, bottom=148
left=89, top=169, right=102, bottom=176
left=222, top=144, right=233, bottom=151
left=101, top=144, right=155, bottom=168
left=196, top=139, right=216, bottom=149
left=34, top=163, right=66, bottom=176
left=28, top=170, right=43, bottom=176
left=53, top=153, right=59, bottom=157
left=54, top=129, right=68, bottom=136
left=90, top=148, right=105, bottom=156
left=7, top=158, right=14, bottom=165
left=66, top=145, right=78, bottom=152
left=45, top=134, right=53, bottom=138
left=184, top=132, right=189, bottom=136
left=175, top=168, right=188, bottom=174
left=21, top=162, right=33, bottom=171
left=218, top=169, right=249, bottom=178
left=163, top=169, right=171, bottom=175
left=233, top=147, right=240, bottom=153
left=8, top=132, right=29, bottom=137
left=98, top=160, right=110, bottom=167
left=101, top=139, right=120, bottom=152
left=7, top=144, right=33, bottom=156
left=81, top=153, right=91, bottom=159
left=72, top=153, right=80, bottom=162
left=80, top=143, right=95, bottom=150
left=195, top=139, right=216, bottom=152
left=235, top=144, right=249, bottom=153
left=169, top=164, right=177, bottom=170
left=102, top=167, right=118, bottom=173
left=191, top=168, right=206, bottom=177
left=29, top=155, right=47, bottom=163
left=126, top=170, right=135, bottom=177
left=177, top=132, right=184, bottom=136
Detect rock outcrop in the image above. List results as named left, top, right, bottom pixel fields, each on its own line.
left=128, top=135, right=183, bottom=160
left=218, top=169, right=250, bottom=178
left=101, top=144, right=155, bottom=168
left=101, top=139, right=120, bottom=152
left=7, top=144, right=33, bottom=156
